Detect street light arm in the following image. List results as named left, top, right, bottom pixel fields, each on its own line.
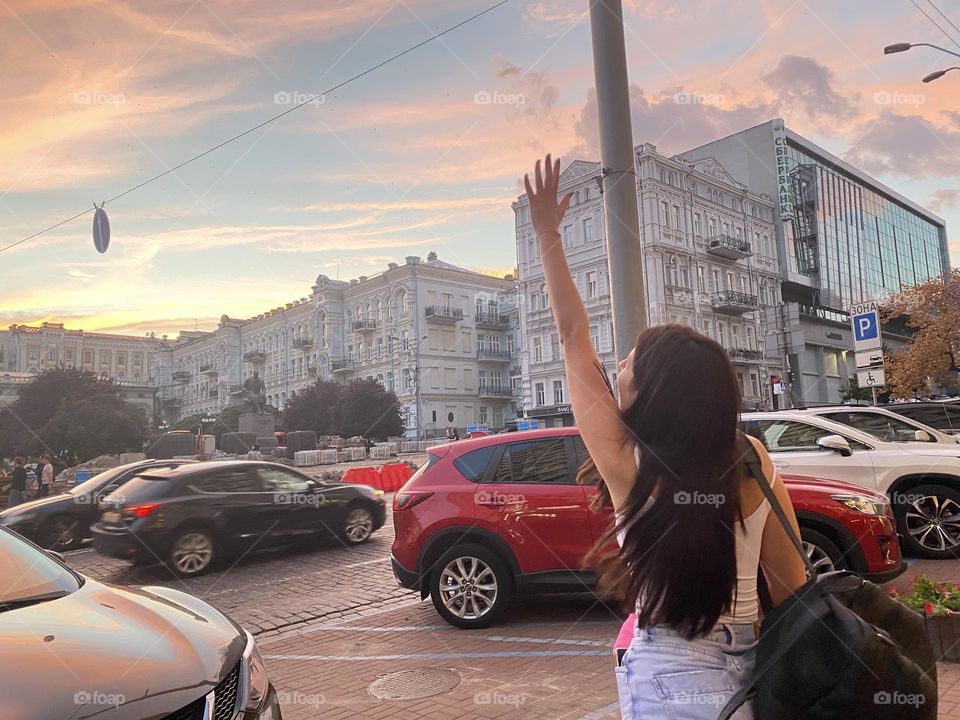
left=923, top=66, right=960, bottom=82
left=885, top=41, right=960, bottom=59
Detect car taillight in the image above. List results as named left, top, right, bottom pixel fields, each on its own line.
left=124, top=503, right=159, bottom=518
left=394, top=492, right=433, bottom=511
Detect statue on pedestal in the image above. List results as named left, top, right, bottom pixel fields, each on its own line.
left=242, top=371, right=266, bottom=414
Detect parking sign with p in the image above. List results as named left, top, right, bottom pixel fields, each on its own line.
left=850, top=300, right=882, bottom=354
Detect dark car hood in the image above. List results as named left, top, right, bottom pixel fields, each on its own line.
left=0, top=493, right=75, bottom=518
left=0, top=579, right=246, bottom=720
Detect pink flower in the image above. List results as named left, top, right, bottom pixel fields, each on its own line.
left=943, top=591, right=952, bottom=599
left=888, top=587, right=898, bottom=597
left=924, top=602, right=934, bottom=616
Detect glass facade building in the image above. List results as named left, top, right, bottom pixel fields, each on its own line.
left=783, top=142, right=946, bottom=309
left=683, top=119, right=949, bottom=405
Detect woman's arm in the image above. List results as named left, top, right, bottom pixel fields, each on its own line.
left=524, top=155, right=636, bottom=510
left=750, top=437, right=807, bottom=605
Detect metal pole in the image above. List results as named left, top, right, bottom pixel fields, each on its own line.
left=589, top=0, right=646, bottom=360
left=871, top=386, right=877, bottom=405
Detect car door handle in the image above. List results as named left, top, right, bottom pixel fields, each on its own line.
left=477, top=498, right=506, bottom=506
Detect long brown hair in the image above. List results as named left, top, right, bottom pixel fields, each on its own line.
left=581, top=324, right=744, bottom=639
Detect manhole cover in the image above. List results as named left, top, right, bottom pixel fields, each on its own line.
left=368, top=667, right=461, bottom=700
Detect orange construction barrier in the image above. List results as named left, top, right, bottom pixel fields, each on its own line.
left=341, top=466, right=383, bottom=490
left=379, top=463, right=413, bottom=492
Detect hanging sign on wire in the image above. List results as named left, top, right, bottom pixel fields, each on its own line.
left=92, top=203, right=110, bottom=253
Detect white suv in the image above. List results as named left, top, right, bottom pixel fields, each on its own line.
left=742, top=411, right=960, bottom=559
left=794, top=406, right=959, bottom=445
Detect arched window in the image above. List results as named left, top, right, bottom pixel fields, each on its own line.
left=375, top=299, right=383, bottom=322
left=397, top=290, right=408, bottom=315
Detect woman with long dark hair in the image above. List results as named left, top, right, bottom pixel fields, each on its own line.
left=523, top=155, right=807, bottom=718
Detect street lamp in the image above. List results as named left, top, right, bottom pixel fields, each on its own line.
left=883, top=42, right=960, bottom=59
left=923, top=67, right=960, bottom=83
left=387, top=334, right=429, bottom=440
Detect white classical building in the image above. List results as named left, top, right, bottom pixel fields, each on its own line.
left=158, top=252, right=520, bottom=436
left=513, top=144, right=784, bottom=426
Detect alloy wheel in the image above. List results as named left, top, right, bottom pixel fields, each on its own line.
left=905, top=495, right=960, bottom=553
left=171, top=532, right=213, bottom=574
left=802, top=541, right=836, bottom=576
left=42, top=517, right=81, bottom=550
left=344, top=508, right=374, bottom=543
left=438, top=556, right=498, bottom=620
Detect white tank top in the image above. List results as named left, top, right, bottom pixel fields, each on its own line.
left=616, top=446, right=777, bottom=624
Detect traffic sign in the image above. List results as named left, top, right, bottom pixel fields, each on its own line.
left=850, top=300, right=882, bottom=353
left=855, top=351, right=884, bottom=369
left=857, top=368, right=885, bottom=388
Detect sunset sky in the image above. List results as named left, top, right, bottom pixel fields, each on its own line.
left=2, top=0, right=958, bottom=337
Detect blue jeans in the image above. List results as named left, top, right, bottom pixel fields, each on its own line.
left=7, top=489, right=24, bottom=507
left=616, top=623, right=756, bottom=719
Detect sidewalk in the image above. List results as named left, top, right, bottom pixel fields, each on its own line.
left=258, top=596, right=960, bottom=720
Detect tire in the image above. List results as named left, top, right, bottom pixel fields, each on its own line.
left=38, top=515, right=83, bottom=551
left=168, top=527, right=216, bottom=577
left=340, top=504, right=375, bottom=545
left=429, top=543, right=511, bottom=629
left=893, top=484, right=960, bottom=559
left=799, top=528, right=847, bottom=577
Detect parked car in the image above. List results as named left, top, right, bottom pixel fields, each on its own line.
left=885, top=401, right=960, bottom=437
left=390, top=428, right=905, bottom=628
left=791, top=405, right=959, bottom=444
left=742, top=411, right=960, bottom=558
left=92, top=461, right=386, bottom=576
left=0, top=524, right=281, bottom=719
left=0, top=459, right=195, bottom=550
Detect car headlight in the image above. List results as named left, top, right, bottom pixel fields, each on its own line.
left=243, top=630, right=270, bottom=711
left=831, top=494, right=888, bottom=516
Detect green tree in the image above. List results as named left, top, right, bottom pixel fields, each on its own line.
left=336, top=378, right=403, bottom=440
left=280, top=380, right=340, bottom=435
left=0, top=368, right=147, bottom=462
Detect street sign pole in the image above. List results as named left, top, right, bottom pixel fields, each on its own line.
left=871, top=387, right=877, bottom=405
left=589, top=0, right=646, bottom=360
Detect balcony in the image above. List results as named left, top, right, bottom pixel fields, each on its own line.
left=199, top=364, right=217, bottom=376
left=727, top=347, right=765, bottom=363
left=475, top=311, right=509, bottom=330
left=425, top=305, right=463, bottom=324
left=477, top=349, right=512, bottom=362
left=293, top=336, right=315, bottom=348
left=172, top=370, right=191, bottom=382
left=706, top=234, right=752, bottom=260
left=351, top=319, right=378, bottom=332
left=478, top=385, right=512, bottom=397
left=711, top=290, right=759, bottom=315
left=331, top=359, right=356, bottom=373
left=243, top=351, right=266, bottom=363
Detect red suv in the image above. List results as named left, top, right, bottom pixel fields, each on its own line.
left=391, top=428, right=905, bottom=628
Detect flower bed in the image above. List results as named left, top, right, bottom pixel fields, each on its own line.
left=891, top=575, right=960, bottom=663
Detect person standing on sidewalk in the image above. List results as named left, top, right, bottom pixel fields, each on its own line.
left=38, top=455, right=54, bottom=497
left=7, top=458, right=26, bottom=507
left=524, top=155, right=806, bottom=719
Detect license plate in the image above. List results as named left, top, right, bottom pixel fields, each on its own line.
left=102, top=511, right=122, bottom=524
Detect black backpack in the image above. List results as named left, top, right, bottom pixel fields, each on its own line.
left=719, top=435, right=938, bottom=720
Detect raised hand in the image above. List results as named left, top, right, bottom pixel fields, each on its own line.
left=524, top=154, right=572, bottom=239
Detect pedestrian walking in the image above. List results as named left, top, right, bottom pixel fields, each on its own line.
left=524, top=155, right=807, bottom=719
left=7, top=457, right=26, bottom=507
left=38, top=455, right=54, bottom=497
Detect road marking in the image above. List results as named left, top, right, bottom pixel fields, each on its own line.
left=576, top=701, right=621, bottom=719
left=264, top=650, right=609, bottom=661
left=486, top=635, right=609, bottom=647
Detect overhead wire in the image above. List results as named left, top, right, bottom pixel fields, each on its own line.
left=0, top=0, right=514, bottom=255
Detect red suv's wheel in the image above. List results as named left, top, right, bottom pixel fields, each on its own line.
left=430, top=543, right=511, bottom=629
